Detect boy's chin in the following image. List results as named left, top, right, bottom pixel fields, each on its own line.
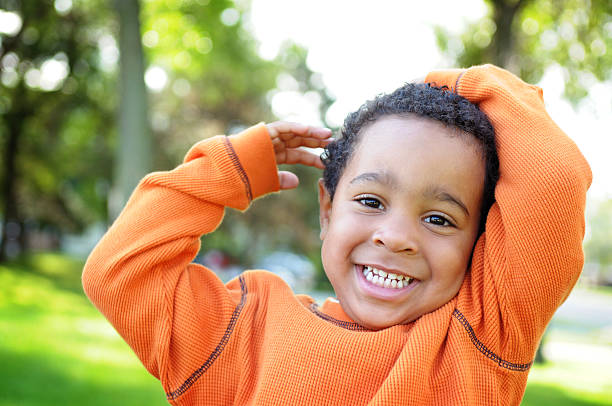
left=344, top=305, right=417, bottom=331
left=357, top=316, right=411, bottom=331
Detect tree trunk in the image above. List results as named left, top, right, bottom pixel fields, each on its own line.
left=489, top=0, right=531, bottom=68
left=0, top=89, right=26, bottom=262
left=109, top=0, right=152, bottom=220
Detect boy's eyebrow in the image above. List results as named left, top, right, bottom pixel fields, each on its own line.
left=424, top=186, right=470, bottom=216
left=349, top=171, right=396, bottom=187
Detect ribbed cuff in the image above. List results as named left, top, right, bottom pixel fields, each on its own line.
left=229, top=123, right=280, bottom=200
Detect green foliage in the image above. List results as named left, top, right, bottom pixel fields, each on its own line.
left=1, top=0, right=333, bottom=270
left=1, top=0, right=335, bottom=286
left=140, top=0, right=280, bottom=169
left=435, top=0, right=612, bottom=104
left=0, top=0, right=115, bottom=238
left=136, top=1, right=335, bottom=285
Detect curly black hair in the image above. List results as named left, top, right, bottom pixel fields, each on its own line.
left=321, top=82, right=499, bottom=233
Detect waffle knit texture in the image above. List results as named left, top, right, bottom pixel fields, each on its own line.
left=83, top=65, right=592, bottom=405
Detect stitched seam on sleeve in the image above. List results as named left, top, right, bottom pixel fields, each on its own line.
left=223, top=137, right=253, bottom=201
left=166, top=276, right=248, bottom=400
left=454, top=71, right=465, bottom=94
left=452, top=308, right=532, bottom=372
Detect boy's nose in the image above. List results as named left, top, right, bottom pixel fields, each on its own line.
left=371, top=218, right=419, bottom=254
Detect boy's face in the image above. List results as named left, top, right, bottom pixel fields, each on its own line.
left=318, top=115, right=485, bottom=330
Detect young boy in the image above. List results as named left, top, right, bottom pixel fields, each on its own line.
left=83, top=65, right=591, bottom=405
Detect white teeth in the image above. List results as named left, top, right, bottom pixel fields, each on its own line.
left=362, top=265, right=415, bottom=289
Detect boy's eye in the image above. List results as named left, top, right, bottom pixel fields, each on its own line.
left=424, top=215, right=453, bottom=227
left=356, top=197, right=384, bottom=209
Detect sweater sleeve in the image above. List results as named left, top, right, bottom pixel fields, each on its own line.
left=426, top=66, right=592, bottom=349
left=82, top=124, right=279, bottom=382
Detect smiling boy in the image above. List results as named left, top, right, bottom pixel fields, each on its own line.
left=83, top=65, right=591, bottom=405
left=319, top=115, right=486, bottom=330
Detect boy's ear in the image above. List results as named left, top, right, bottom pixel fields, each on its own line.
left=318, top=179, right=332, bottom=240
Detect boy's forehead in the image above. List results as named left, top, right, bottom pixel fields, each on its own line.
left=358, top=114, right=482, bottom=151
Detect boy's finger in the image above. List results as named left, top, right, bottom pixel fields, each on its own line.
left=278, top=171, right=299, bottom=190
left=307, top=126, right=333, bottom=138
left=268, top=121, right=308, bottom=135
left=283, top=149, right=325, bottom=169
left=284, top=136, right=333, bottom=149
left=272, top=122, right=332, bottom=139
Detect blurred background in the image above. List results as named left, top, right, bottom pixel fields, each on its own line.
left=0, top=0, right=611, bottom=404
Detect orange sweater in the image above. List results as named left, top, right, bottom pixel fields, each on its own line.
left=83, top=65, right=591, bottom=405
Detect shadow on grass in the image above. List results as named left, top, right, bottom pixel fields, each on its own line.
left=0, top=346, right=167, bottom=406
left=6, top=252, right=86, bottom=296
left=522, top=382, right=611, bottom=406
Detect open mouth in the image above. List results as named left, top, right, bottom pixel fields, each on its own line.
left=360, top=264, right=417, bottom=290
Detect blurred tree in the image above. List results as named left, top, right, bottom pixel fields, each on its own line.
left=0, top=0, right=335, bottom=286
left=435, top=0, right=612, bottom=103
left=137, top=1, right=335, bottom=280
left=201, top=42, right=335, bottom=271
left=139, top=0, right=281, bottom=166
left=0, top=0, right=115, bottom=261
left=110, top=0, right=152, bottom=219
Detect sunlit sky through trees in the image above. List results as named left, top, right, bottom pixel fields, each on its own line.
left=1, top=0, right=610, bottom=200
left=249, top=0, right=612, bottom=202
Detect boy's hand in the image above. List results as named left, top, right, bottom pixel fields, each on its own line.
left=266, top=121, right=333, bottom=190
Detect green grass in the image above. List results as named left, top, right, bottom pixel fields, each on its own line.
left=592, top=284, right=612, bottom=298
left=523, top=361, right=612, bottom=405
left=1, top=252, right=611, bottom=405
left=0, top=253, right=166, bottom=406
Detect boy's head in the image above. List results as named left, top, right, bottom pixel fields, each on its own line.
left=318, top=83, right=499, bottom=330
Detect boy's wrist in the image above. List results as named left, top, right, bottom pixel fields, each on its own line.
left=229, top=123, right=280, bottom=200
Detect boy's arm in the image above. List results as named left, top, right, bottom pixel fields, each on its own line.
left=82, top=121, right=330, bottom=384
left=82, top=124, right=280, bottom=379
left=426, top=66, right=591, bottom=343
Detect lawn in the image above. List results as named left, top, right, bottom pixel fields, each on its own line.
left=0, top=253, right=166, bottom=406
left=0, top=252, right=610, bottom=405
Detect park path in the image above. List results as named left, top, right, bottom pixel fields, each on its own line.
left=546, top=287, right=612, bottom=365
left=554, top=287, right=612, bottom=329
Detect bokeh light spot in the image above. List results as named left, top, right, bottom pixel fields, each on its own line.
left=142, top=30, right=159, bottom=48
left=54, top=0, right=73, bottom=15
left=144, top=66, right=168, bottom=92
left=0, top=11, right=23, bottom=36
left=220, top=8, right=240, bottom=26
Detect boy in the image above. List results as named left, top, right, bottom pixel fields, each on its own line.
left=83, top=65, right=591, bottom=405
